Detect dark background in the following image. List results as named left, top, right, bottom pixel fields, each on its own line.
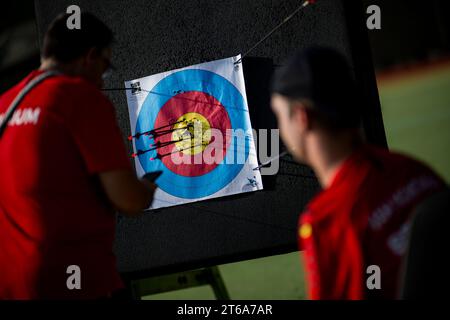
left=1, top=0, right=448, bottom=278
left=2, top=0, right=450, bottom=92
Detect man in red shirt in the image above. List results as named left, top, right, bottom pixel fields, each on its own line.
left=0, top=13, right=155, bottom=299
left=270, top=47, right=445, bottom=299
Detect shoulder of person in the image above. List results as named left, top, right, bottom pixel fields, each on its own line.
left=365, top=145, right=444, bottom=184
left=49, top=75, right=114, bottom=110
left=59, top=75, right=106, bottom=95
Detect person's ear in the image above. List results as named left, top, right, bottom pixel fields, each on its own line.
left=290, top=101, right=311, bottom=132
left=85, top=47, right=99, bottom=65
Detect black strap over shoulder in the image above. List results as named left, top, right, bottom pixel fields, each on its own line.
left=0, top=71, right=61, bottom=138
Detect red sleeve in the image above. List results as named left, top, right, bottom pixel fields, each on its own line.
left=64, top=81, right=131, bottom=174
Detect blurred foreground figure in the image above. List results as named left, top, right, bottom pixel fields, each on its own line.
left=271, top=47, right=445, bottom=299
left=0, top=13, right=155, bottom=299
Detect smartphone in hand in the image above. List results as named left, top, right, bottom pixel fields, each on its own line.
left=142, top=170, right=163, bottom=183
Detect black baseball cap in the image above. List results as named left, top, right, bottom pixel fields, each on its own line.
left=271, top=47, right=361, bottom=128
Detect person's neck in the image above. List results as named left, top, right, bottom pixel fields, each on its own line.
left=307, top=130, right=361, bottom=189
left=39, top=59, right=79, bottom=77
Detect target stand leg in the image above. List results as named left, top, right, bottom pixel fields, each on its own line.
left=130, top=266, right=230, bottom=300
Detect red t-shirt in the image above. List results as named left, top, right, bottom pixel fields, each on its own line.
left=298, top=145, right=445, bottom=300
left=0, top=70, right=131, bottom=299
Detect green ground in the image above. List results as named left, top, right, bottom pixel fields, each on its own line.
left=380, top=66, right=450, bottom=183
left=144, top=65, right=450, bottom=300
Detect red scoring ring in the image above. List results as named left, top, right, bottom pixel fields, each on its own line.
left=153, top=91, right=232, bottom=177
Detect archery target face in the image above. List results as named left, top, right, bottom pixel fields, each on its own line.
left=125, top=55, right=263, bottom=208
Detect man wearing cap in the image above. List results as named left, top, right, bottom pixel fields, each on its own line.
left=0, top=13, right=155, bottom=299
left=270, top=47, right=445, bottom=299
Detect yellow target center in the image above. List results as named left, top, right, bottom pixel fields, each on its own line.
left=172, top=112, right=211, bottom=155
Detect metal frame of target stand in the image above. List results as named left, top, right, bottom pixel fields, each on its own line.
left=128, top=266, right=230, bottom=300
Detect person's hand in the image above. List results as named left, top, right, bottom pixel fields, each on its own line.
left=141, top=170, right=162, bottom=183
left=141, top=170, right=161, bottom=194
left=140, top=177, right=157, bottom=193
left=98, top=169, right=158, bottom=216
